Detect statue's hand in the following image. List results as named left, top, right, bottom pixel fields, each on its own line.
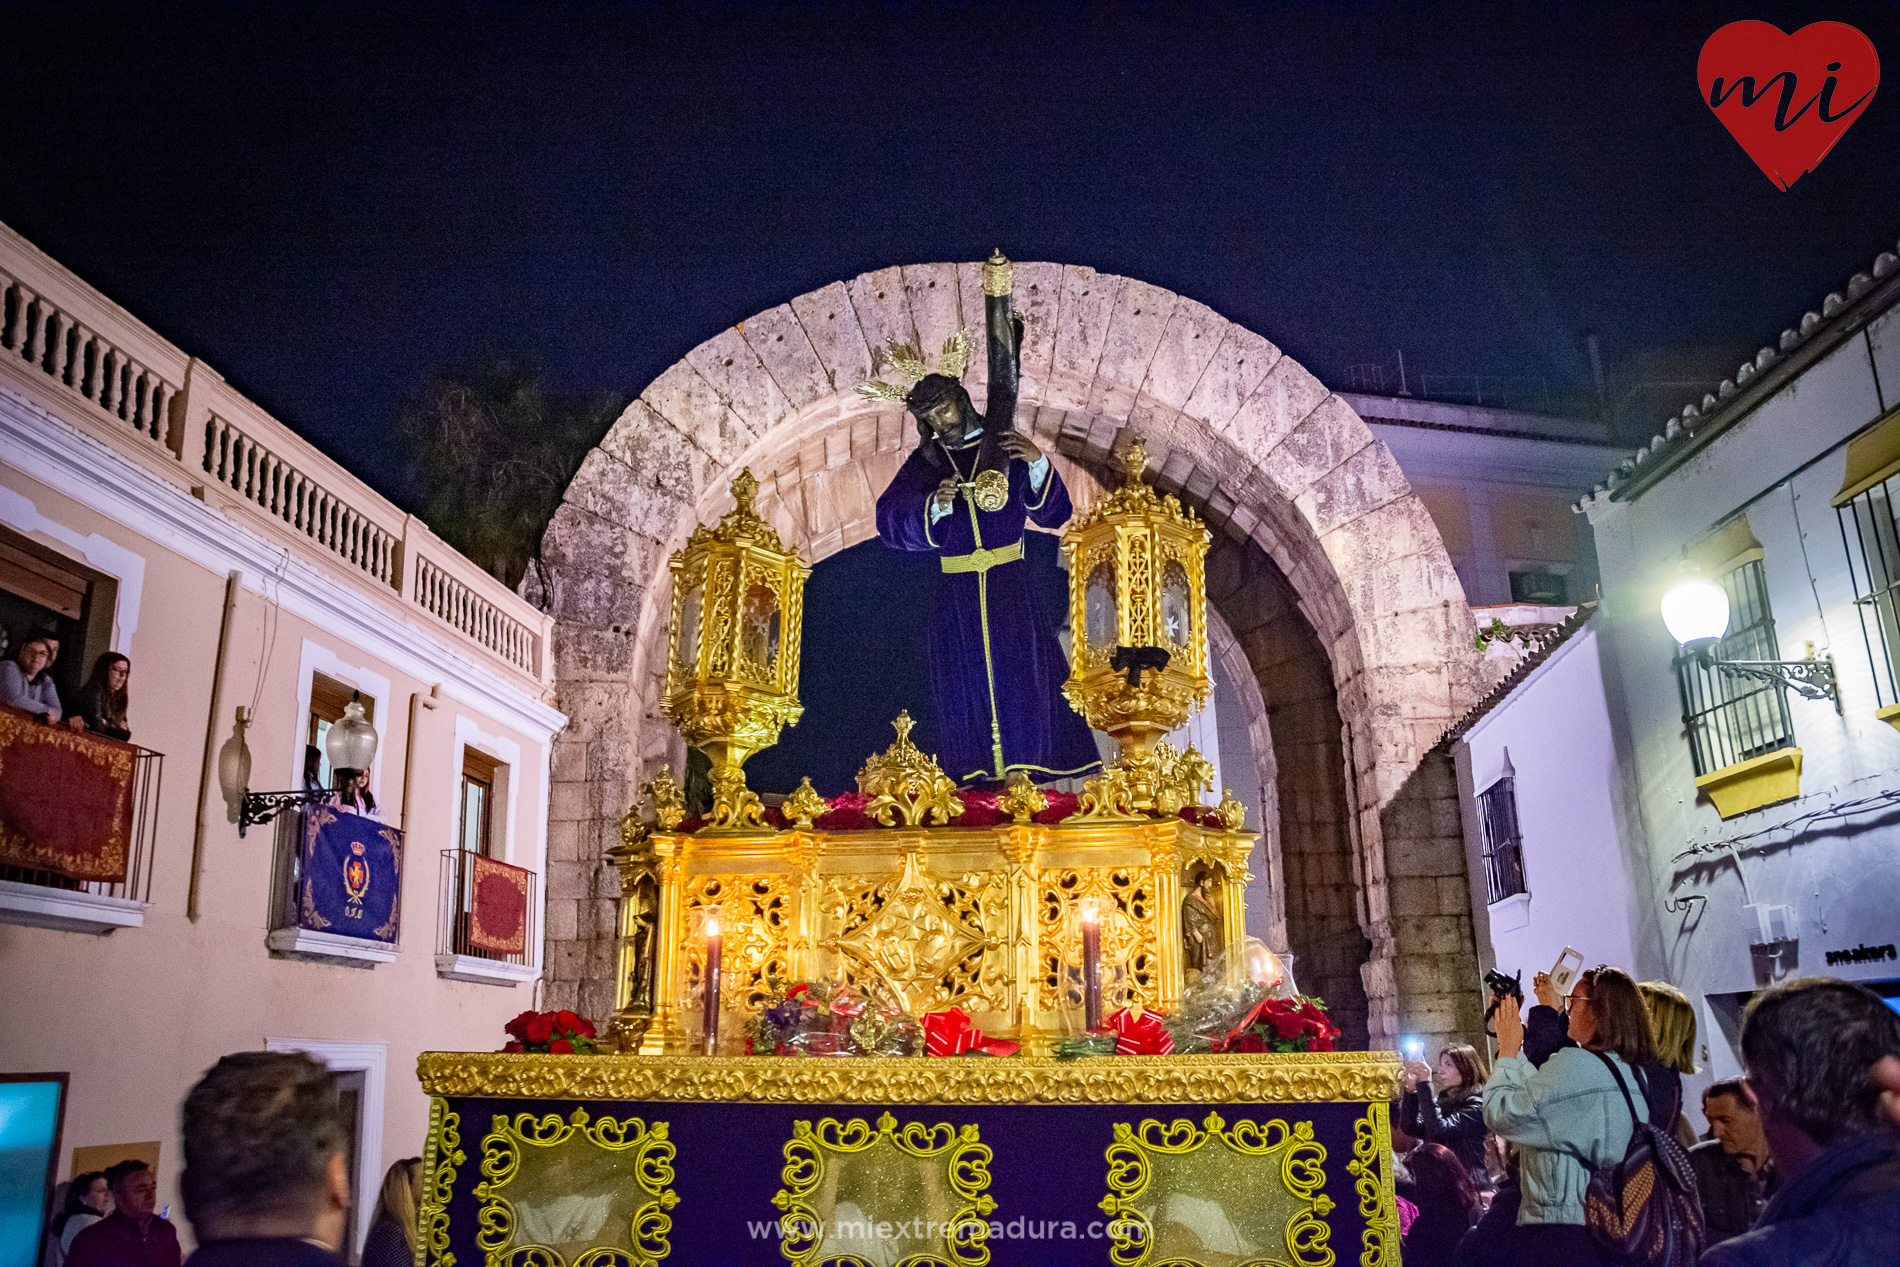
left=931, top=476, right=960, bottom=516
left=999, top=432, right=1043, bottom=464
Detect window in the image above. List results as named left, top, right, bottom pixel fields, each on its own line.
left=305, top=673, right=374, bottom=789
left=1477, top=776, right=1527, bottom=903
left=1836, top=411, right=1900, bottom=708
left=1508, top=569, right=1568, bottom=605
left=0, top=524, right=116, bottom=710
left=459, top=748, right=498, bottom=856
left=1674, top=553, right=1794, bottom=776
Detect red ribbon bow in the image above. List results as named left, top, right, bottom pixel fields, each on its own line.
left=922, top=1008, right=1021, bottom=1057
left=1107, top=1007, right=1175, bottom=1055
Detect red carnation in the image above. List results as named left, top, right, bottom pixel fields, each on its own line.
left=525, top=1013, right=554, bottom=1044
left=549, top=1038, right=574, bottom=1054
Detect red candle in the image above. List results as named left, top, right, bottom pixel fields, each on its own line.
left=701, top=911, right=723, bottom=1056
left=1080, top=899, right=1102, bottom=1031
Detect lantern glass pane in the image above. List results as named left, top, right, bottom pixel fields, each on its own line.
left=1085, top=562, right=1118, bottom=649
left=677, top=583, right=703, bottom=672
left=1162, top=560, right=1192, bottom=647
left=740, top=583, right=781, bottom=678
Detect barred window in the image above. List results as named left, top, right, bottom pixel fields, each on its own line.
left=1838, top=470, right=1900, bottom=707
left=1477, top=777, right=1527, bottom=903
left=1673, top=558, right=1794, bottom=776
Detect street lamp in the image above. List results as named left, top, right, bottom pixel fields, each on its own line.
left=1661, top=561, right=1839, bottom=706
left=238, top=692, right=380, bottom=836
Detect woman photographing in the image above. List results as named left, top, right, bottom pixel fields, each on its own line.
left=1400, top=1041, right=1490, bottom=1184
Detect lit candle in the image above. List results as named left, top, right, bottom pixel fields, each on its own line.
left=1080, top=898, right=1102, bottom=1031
left=701, top=911, right=723, bottom=1056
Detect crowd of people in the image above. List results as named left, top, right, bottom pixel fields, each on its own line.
left=0, top=626, right=133, bottom=741
left=1391, top=972, right=1900, bottom=1265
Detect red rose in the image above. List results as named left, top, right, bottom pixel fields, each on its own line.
left=1231, top=1032, right=1268, bottom=1053
left=575, top=1017, right=596, bottom=1038
left=502, top=1041, right=524, bottom=1053
left=1269, top=1009, right=1307, bottom=1039
left=549, top=1038, right=574, bottom=1054
left=557, top=1010, right=582, bottom=1032
left=525, top=1014, right=554, bottom=1044
left=505, top=1011, right=534, bottom=1039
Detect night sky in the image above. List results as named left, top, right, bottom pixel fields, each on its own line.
left=7, top=2, right=1900, bottom=509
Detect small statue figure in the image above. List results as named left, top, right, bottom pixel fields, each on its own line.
left=625, top=873, right=659, bottom=1011
left=1181, top=871, right=1223, bottom=983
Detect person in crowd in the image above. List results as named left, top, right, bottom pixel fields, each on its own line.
left=1401, top=1042, right=1490, bottom=1184
left=333, top=768, right=377, bottom=816
left=1391, top=1117, right=1423, bottom=1203
left=1879, top=1054, right=1900, bottom=1127
left=359, top=1156, right=421, bottom=1267
left=0, top=634, right=62, bottom=721
left=1702, top=977, right=1900, bottom=1266
left=1526, top=970, right=1577, bottom=1066
left=1454, top=1137, right=1522, bottom=1266
left=65, top=1159, right=179, bottom=1267
left=1403, top=1141, right=1481, bottom=1265
left=1483, top=965, right=1658, bottom=1265
left=1691, top=1078, right=1777, bottom=1246
left=52, top=1171, right=111, bottom=1265
left=1638, top=979, right=1698, bottom=1147
left=179, top=1050, right=350, bottom=1266
left=302, top=746, right=324, bottom=796
left=71, top=652, right=131, bottom=740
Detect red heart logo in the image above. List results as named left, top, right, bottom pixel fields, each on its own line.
left=1698, top=21, right=1879, bottom=190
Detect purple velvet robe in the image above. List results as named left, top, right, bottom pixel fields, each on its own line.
left=876, top=442, right=1102, bottom=784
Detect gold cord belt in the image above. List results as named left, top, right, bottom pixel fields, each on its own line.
left=940, top=540, right=1023, bottom=574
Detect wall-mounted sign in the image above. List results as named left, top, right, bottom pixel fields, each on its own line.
left=1824, top=942, right=1898, bottom=967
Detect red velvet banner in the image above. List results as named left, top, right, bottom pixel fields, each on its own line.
left=467, top=853, right=529, bottom=954
left=0, top=706, right=137, bottom=882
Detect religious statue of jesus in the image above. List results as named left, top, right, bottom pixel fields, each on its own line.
left=865, top=250, right=1101, bottom=785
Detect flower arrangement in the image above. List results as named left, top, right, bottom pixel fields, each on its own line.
left=1218, top=995, right=1339, bottom=1053
left=502, top=1009, right=599, bottom=1054
left=745, top=976, right=924, bottom=1056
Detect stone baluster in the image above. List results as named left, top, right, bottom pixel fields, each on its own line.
left=101, top=350, right=122, bottom=416
left=44, top=310, right=69, bottom=381
left=4, top=281, right=29, bottom=351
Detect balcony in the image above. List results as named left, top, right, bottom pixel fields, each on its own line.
left=435, top=849, right=538, bottom=987
left=0, top=742, right=162, bottom=935
left=265, top=808, right=404, bottom=967
left=0, top=219, right=555, bottom=696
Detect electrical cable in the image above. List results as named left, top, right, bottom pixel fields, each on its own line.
left=1672, top=788, right=1900, bottom=863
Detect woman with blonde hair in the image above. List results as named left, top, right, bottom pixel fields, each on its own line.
left=360, top=1156, right=422, bottom=1267
left=1640, top=979, right=1699, bottom=1148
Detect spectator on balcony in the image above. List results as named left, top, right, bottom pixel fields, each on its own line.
left=333, top=768, right=378, bottom=817
left=302, top=746, right=324, bottom=797
left=72, top=652, right=132, bottom=741
left=65, top=1159, right=179, bottom=1267
left=0, top=635, right=63, bottom=721
left=179, top=1051, right=349, bottom=1266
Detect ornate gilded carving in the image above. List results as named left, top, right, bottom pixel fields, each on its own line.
left=419, top=1098, right=463, bottom=1267
left=1099, top=1112, right=1333, bottom=1267
left=981, top=248, right=1014, bottom=297
left=823, top=852, right=1006, bottom=1017
left=773, top=1113, right=994, bottom=1266
left=473, top=1107, right=677, bottom=1267
left=1216, top=788, right=1248, bottom=832
left=1348, top=1102, right=1401, bottom=1267
left=706, top=762, right=766, bottom=831
left=680, top=875, right=791, bottom=1013
left=784, top=777, right=827, bottom=830
left=1038, top=866, right=1158, bottom=1014
left=641, top=767, right=686, bottom=833
left=857, top=712, right=965, bottom=827
left=419, top=1052, right=1405, bottom=1107
left=1076, top=741, right=1214, bottom=820
left=998, top=770, right=1047, bottom=823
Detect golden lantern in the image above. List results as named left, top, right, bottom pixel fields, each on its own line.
left=662, top=469, right=809, bottom=829
left=1062, top=437, right=1213, bottom=814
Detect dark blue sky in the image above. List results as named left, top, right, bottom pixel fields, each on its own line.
left=6, top=2, right=1900, bottom=507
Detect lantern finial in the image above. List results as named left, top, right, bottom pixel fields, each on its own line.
left=1121, top=437, right=1149, bottom=485
left=731, top=467, right=759, bottom=514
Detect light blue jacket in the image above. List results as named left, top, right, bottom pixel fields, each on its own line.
left=0, top=660, right=60, bottom=719
left=1482, top=1046, right=1647, bottom=1225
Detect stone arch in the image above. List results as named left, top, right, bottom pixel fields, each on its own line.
left=538, top=261, right=1488, bottom=1049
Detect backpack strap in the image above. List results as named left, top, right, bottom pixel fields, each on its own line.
left=1592, top=1051, right=1642, bottom=1133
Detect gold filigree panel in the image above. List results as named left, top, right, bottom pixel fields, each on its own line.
left=681, top=875, right=791, bottom=1013
left=417, top=1052, right=1404, bottom=1105
left=822, top=852, right=1007, bottom=1018
left=419, top=1098, right=464, bottom=1267
left=1100, top=1113, right=1333, bottom=1267
left=1346, top=1102, right=1400, bottom=1267
left=1038, top=867, right=1158, bottom=1013
left=772, top=1112, right=994, bottom=1267
left=473, top=1108, right=677, bottom=1267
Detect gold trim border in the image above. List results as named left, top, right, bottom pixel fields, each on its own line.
left=417, top=1052, right=1401, bottom=1106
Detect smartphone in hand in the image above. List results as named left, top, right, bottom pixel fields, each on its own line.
left=1548, top=947, right=1584, bottom=997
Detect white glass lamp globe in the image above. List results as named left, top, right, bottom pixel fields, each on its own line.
left=325, top=698, right=379, bottom=772
left=1661, top=564, right=1730, bottom=650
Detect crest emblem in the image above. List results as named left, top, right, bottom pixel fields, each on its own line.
left=345, top=840, right=369, bottom=902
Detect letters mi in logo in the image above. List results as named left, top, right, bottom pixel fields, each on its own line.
left=344, top=841, right=369, bottom=918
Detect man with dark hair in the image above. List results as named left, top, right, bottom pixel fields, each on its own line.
left=179, top=1051, right=350, bottom=1266
left=1690, top=1078, right=1777, bottom=1245
left=1703, top=977, right=1900, bottom=1266
left=65, top=1159, right=181, bottom=1267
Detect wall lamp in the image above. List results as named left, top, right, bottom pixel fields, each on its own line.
left=1661, top=562, right=1840, bottom=706
left=236, top=696, right=379, bottom=836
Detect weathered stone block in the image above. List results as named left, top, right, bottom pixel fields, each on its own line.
left=901, top=263, right=965, bottom=369
left=1087, top=279, right=1177, bottom=421
left=641, top=359, right=756, bottom=465
left=1226, top=355, right=1328, bottom=459
left=846, top=267, right=920, bottom=373
left=1305, top=439, right=1413, bottom=538
left=740, top=303, right=833, bottom=410
left=788, top=282, right=874, bottom=393
left=1047, top=267, right=1122, bottom=410
left=684, top=326, right=791, bottom=436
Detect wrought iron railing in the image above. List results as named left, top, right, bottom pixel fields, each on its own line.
left=1673, top=559, right=1795, bottom=776
left=0, top=745, right=162, bottom=904
left=1838, top=473, right=1900, bottom=707
left=1476, top=776, right=1527, bottom=904
left=437, top=849, right=536, bottom=967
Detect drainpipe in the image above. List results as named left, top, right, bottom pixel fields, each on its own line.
left=188, top=570, right=242, bottom=921
left=401, top=684, right=442, bottom=831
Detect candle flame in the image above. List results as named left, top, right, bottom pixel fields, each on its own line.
left=1079, top=898, right=1099, bottom=924
left=705, top=915, right=720, bottom=937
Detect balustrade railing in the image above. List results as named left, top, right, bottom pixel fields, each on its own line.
left=0, top=271, right=177, bottom=447
left=202, top=414, right=400, bottom=588
left=415, top=556, right=538, bottom=675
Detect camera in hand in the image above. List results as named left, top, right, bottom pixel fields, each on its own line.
left=1483, top=967, right=1522, bottom=1037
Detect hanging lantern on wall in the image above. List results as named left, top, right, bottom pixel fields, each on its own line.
left=662, top=469, right=810, bottom=828
left=1061, top=436, right=1213, bottom=813
left=325, top=696, right=379, bottom=773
